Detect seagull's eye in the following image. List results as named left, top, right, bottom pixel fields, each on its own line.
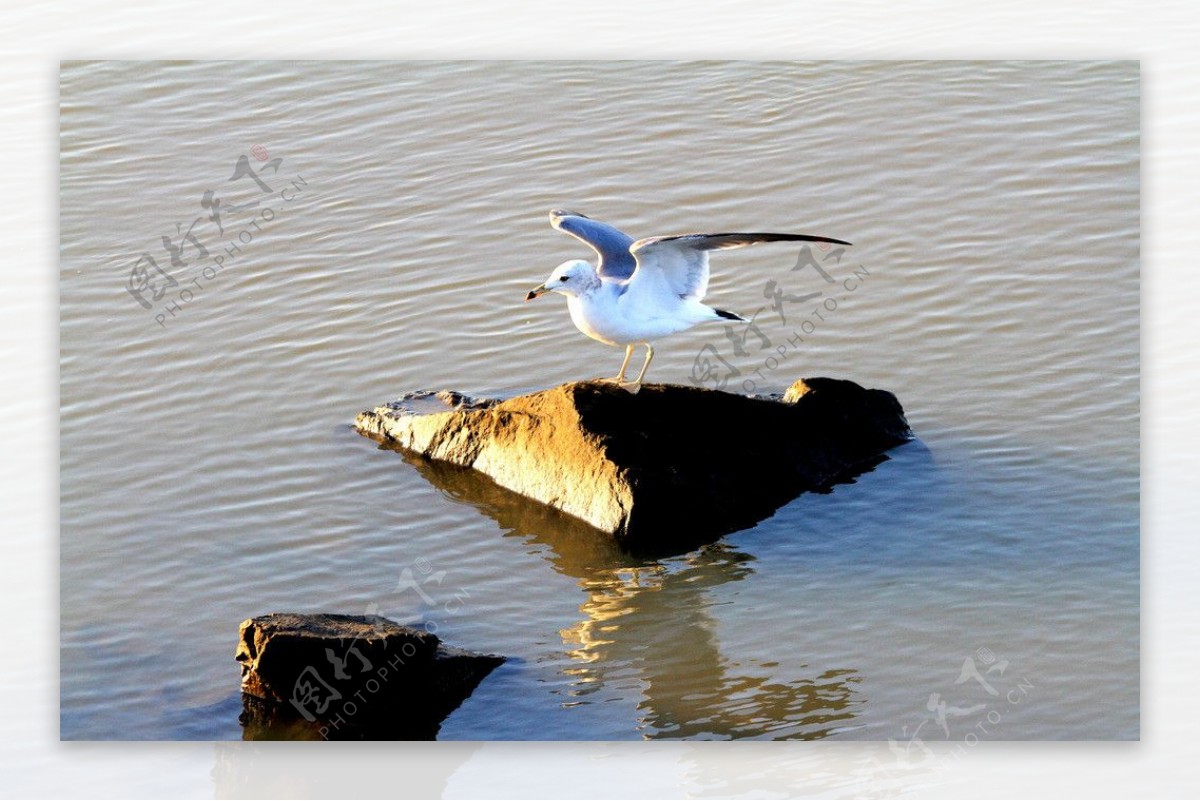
left=559, top=276, right=569, bottom=282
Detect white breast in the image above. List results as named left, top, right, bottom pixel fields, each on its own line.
left=566, top=292, right=620, bottom=346
left=566, top=284, right=711, bottom=346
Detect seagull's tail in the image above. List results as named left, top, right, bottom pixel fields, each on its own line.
left=713, top=308, right=747, bottom=323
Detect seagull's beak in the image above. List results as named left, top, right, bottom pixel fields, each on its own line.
left=525, top=283, right=548, bottom=302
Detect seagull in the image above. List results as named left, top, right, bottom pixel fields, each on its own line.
left=525, top=209, right=851, bottom=390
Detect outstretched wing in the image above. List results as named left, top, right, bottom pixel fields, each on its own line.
left=549, top=209, right=638, bottom=281
left=629, top=232, right=852, bottom=301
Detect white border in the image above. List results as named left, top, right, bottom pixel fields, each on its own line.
left=5, top=1, right=1197, bottom=797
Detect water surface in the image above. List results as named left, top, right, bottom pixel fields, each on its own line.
left=59, top=60, right=1139, bottom=741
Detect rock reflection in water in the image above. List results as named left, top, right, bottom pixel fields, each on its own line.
left=398, top=449, right=863, bottom=739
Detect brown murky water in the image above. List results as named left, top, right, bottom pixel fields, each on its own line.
left=60, top=60, right=1138, bottom=740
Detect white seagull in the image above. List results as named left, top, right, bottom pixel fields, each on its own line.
left=525, top=209, right=851, bottom=389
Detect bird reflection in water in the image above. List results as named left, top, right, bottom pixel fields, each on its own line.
left=397, top=448, right=863, bottom=740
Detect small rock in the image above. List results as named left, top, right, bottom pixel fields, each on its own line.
left=235, top=613, right=503, bottom=740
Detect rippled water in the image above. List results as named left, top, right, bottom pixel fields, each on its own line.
left=60, top=61, right=1138, bottom=741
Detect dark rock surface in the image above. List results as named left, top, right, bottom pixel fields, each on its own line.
left=355, top=377, right=912, bottom=548
left=235, top=613, right=503, bottom=740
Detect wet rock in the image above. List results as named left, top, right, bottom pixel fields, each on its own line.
left=235, top=613, right=503, bottom=740
left=355, top=378, right=912, bottom=548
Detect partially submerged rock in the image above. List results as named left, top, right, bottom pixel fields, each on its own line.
left=355, top=378, right=911, bottom=548
left=235, top=613, right=503, bottom=740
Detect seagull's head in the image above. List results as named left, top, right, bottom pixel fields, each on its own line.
left=525, top=259, right=596, bottom=301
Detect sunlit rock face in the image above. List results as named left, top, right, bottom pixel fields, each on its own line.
left=355, top=378, right=912, bottom=550
left=235, top=613, right=503, bottom=740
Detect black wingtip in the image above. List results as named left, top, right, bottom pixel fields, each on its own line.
left=813, top=235, right=853, bottom=247
left=655, top=232, right=852, bottom=247
left=730, top=232, right=853, bottom=247
left=715, top=308, right=747, bottom=321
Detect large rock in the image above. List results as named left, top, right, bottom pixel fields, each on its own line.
left=355, top=378, right=911, bottom=549
left=235, top=613, right=503, bottom=740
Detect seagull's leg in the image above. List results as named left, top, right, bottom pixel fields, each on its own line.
left=616, top=344, right=634, bottom=382
left=599, top=344, right=634, bottom=384
left=623, top=343, right=654, bottom=392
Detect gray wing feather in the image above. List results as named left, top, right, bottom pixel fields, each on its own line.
left=549, top=209, right=637, bottom=281
left=630, top=231, right=852, bottom=301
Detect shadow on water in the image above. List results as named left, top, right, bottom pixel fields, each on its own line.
left=395, top=448, right=870, bottom=739
left=559, top=546, right=863, bottom=740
